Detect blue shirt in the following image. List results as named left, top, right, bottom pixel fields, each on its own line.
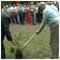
left=19, top=7, right=25, bottom=12
left=40, top=5, right=59, bottom=30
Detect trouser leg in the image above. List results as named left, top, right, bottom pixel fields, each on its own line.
left=21, top=12, right=24, bottom=24
left=30, top=12, right=34, bottom=24
left=1, top=34, right=6, bottom=59
left=50, top=24, right=59, bottom=58
left=15, top=15, right=19, bottom=24
left=12, top=18, right=15, bottom=24
left=17, top=14, right=20, bottom=24
left=19, top=13, right=22, bottom=24
left=34, top=12, right=36, bottom=24
left=1, top=43, right=6, bottom=59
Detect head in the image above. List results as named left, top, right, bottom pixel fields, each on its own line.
left=20, top=4, right=23, bottom=7
left=5, top=5, right=8, bottom=9
left=9, top=10, right=16, bottom=18
left=17, top=3, right=20, bottom=6
left=26, top=4, right=29, bottom=7
left=13, top=4, right=15, bottom=7
left=39, top=2, right=46, bottom=12
left=30, top=2, right=34, bottom=5
left=3, top=6, right=6, bottom=9
left=8, top=4, right=12, bottom=7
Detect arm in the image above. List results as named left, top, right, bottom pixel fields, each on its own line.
left=36, top=11, right=48, bottom=34
left=2, top=17, right=15, bottom=45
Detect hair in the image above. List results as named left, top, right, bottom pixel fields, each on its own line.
left=30, top=2, right=34, bottom=5
left=26, top=3, right=29, bottom=6
left=39, top=2, right=46, bottom=8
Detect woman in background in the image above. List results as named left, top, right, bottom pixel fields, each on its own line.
left=25, top=4, right=31, bottom=24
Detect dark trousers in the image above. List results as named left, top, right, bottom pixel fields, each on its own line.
left=12, top=15, right=19, bottom=24
left=1, top=33, right=5, bottom=59
left=37, top=12, right=42, bottom=23
left=1, top=42, right=5, bottom=59
left=15, top=15, right=19, bottom=24
left=19, top=12, right=25, bottom=24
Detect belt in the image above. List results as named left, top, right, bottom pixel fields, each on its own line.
left=50, top=21, right=59, bottom=29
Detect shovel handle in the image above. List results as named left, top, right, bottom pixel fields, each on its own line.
left=22, top=33, right=36, bottom=48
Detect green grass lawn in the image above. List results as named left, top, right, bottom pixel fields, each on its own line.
left=4, top=24, right=51, bottom=59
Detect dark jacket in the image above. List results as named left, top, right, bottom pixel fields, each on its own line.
left=1, top=12, right=12, bottom=42
left=1, top=12, right=13, bottom=59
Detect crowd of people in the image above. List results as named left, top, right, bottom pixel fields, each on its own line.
left=1, top=1, right=59, bottom=25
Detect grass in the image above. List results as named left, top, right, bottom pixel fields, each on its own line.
left=4, top=24, right=51, bottom=59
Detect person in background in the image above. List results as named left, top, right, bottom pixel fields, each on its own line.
left=38, top=7, right=42, bottom=23
left=16, top=3, right=20, bottom=24
left=8, top=4, right=13, bottom=11
left=38, top=2, right=43, bottom=24
left=29, top=2, right=36, bottom=25
left=33, top=2, right=39, bottom=24
left=4, top=5, right=9, bottom=12
left=25, top=4, right=31, bottom=24
left=36, top=2, right=59, bottom=59
left=13, top=4, right=17, bottom=9
left=1, top=5, right=6, bottom=12
left=53, top=1, right=59, bottom=11
left=18, top=4, right=25, bottom=24
left=12, top=4, right=19, bottom=24
left=1, top=10, right=15, bottom=59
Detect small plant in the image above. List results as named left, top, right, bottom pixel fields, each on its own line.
left=10, top=47, right=15, bottom=52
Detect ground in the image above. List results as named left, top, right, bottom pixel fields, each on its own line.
left=4, top=24, right=51, bottom=59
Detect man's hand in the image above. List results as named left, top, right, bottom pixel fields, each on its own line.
left=10, top=40, right=15, bottom=45
left=36, top=29, right=40, bottom=35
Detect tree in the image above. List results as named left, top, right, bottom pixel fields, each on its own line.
left=1, top=1, right=11, bottom=6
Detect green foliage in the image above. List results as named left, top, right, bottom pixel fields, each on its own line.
left=1, top=1, right=11, bottom=6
